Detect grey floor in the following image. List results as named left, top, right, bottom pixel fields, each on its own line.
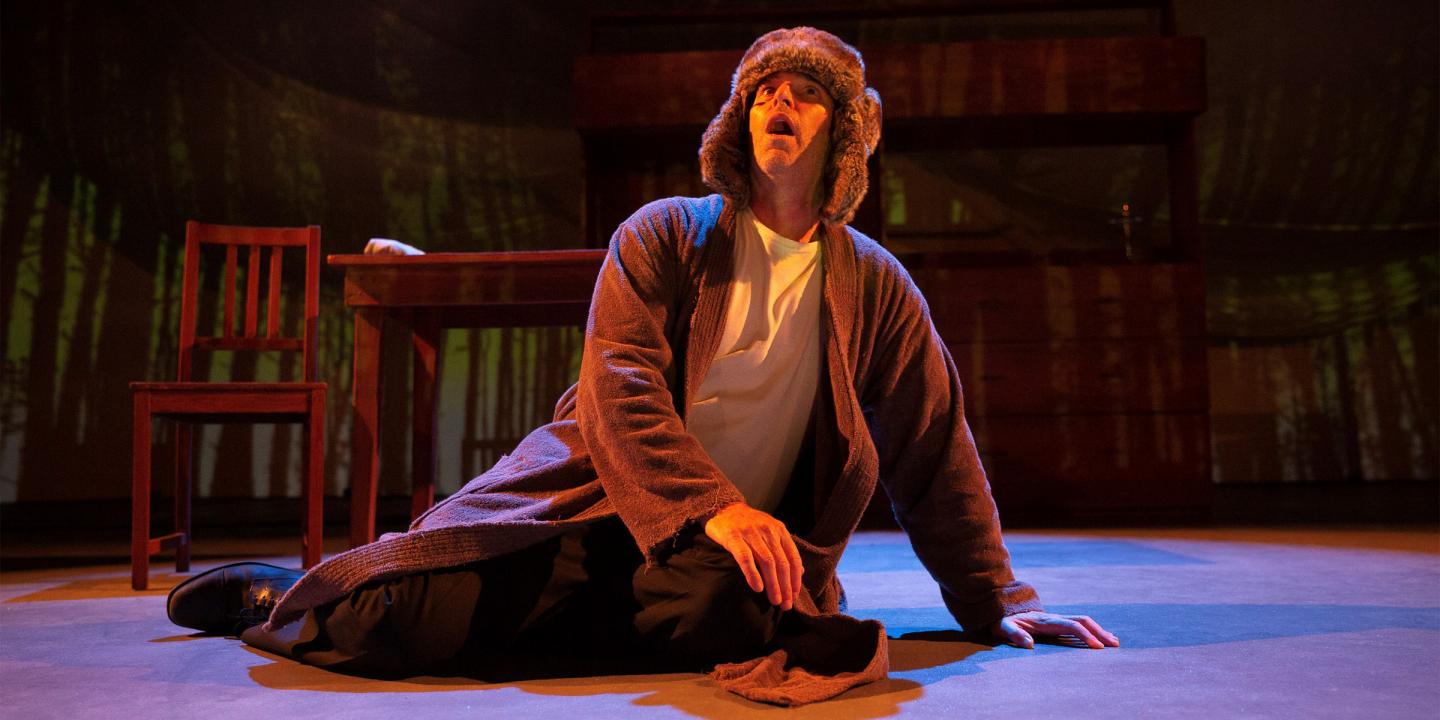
left=3, top=527, right=1438, bottom=719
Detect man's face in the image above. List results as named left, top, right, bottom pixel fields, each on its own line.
left=748, top=71, right=834, bottom=185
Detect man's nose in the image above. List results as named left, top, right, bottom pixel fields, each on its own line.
left=773, top=83, right=795, bottom=106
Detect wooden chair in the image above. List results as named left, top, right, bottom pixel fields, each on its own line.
left=131, top=222, right=325, bottom=590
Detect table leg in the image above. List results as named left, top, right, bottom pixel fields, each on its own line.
left=349, top=307, right=383, bottom=548
left=411, top=311, right=440, bottom=521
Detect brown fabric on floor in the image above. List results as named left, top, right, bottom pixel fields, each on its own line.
left=713, top=614, right=890, bottom=706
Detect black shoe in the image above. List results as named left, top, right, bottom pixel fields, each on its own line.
left=166, top=562, right=303, bottom=635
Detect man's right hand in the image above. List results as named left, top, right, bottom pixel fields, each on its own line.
left=703, top=502, right=804, bottom=611
left=364, top=238, right=425, bottom=255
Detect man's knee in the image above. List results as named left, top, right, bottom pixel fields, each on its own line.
left=633, top=534, right=783, bottom=666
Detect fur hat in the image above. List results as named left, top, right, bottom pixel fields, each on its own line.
left=699, top=27, right=883, bottom=227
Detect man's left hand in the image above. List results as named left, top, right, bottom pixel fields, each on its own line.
left=992, top=611, right=1120, bottom=649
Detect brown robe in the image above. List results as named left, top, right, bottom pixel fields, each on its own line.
left=258, top=194, right=1041, bottom=703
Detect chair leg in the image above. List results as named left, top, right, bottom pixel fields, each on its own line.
left=174, top=423, right=193, bottom=573
left=302, top=390, right=325, bottom=569
left=132, top=393, right=152, bottom=591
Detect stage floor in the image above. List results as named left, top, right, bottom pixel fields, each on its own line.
left=3, top=527, right=1438, bottom=719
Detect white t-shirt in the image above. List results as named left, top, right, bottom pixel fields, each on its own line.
left=687, top=208, right=824, bottom=513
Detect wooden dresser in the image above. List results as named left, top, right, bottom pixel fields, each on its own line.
left=574, top=1, right=1211, bottom=523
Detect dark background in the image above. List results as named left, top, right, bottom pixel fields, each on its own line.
left=1, top=2, right=1434, bottom=525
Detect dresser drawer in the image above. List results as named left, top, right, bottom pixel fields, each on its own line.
left=951, top=338, right=1208, bottom=415
left=914, top=263, right=1206, bottom=342
left=970, top=412, right=1211, bottom=512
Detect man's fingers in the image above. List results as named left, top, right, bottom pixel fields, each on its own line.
left=773, top=540, right=792, bottom=609
left=724, top=540, right=763, bottom=594
left=1014, top=614, right=1104, bottom=649
left=1075, top=616, right=1120, bottom=647
left=996, top=618, right=1035, bottom=649
left=778, top=534, right=796, bottom=610
left=1051, top=618, right=1104, bottom=649
left=747, top=533, right=782, bottom=605
left=1004, top=611, right=1118, bottom=650
left=761, top=527, right=795, bottom=610
left=780, top=531, right=804, bottom=607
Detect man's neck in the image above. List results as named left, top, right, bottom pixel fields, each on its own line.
left=748, top=172, right=823, bottom=242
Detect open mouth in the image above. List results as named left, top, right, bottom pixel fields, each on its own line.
left=766, top=115, right=795, bottom=136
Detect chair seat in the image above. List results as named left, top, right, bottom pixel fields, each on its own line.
left=132, top=382, right=326, bottom=421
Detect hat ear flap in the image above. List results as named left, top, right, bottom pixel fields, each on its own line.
left=859, top=88, right=883, bottom=157
left=819, top=87, right=883, bottom=226
left=699, top=92, right=752, bottom=208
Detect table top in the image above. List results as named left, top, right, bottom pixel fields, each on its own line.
left=327, top=249, right=607, bottom=268
left=327, top=250, right=606, bottom=324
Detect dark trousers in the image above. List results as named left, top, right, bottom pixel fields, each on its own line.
left=241, top=519, right=785, bottom=679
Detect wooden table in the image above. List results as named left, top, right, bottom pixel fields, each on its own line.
left=328, top=250, right=606, bottom=547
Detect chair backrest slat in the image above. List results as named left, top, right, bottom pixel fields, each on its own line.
left=245, top=245, right=261, bottom=337
left=267, top=246, right=283, bottom=339
left=177, top=223, right=202, bottom=382
left=223, top=244, right=237, bottom=339
left=178, top=221, right=322, bottom=383
left=303, top=225, right=319, bottom=382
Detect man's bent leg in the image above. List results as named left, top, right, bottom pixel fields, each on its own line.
left=242, top=536, right=571, bottom=678
left=240, top=523, right=812, bottom=677
left=625, top=532, right=884, bottom=678
left=629, top=532, right=785, bottom=669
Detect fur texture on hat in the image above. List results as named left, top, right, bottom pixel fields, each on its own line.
left=699, top=27, right=882, bottom=227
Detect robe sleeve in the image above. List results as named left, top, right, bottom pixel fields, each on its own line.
left=575, top=201, right=746, bottom=562
left=861, top=262, right=1044, bottom=633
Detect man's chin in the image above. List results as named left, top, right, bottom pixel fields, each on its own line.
left=753, top=152, right=800, bottom=177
